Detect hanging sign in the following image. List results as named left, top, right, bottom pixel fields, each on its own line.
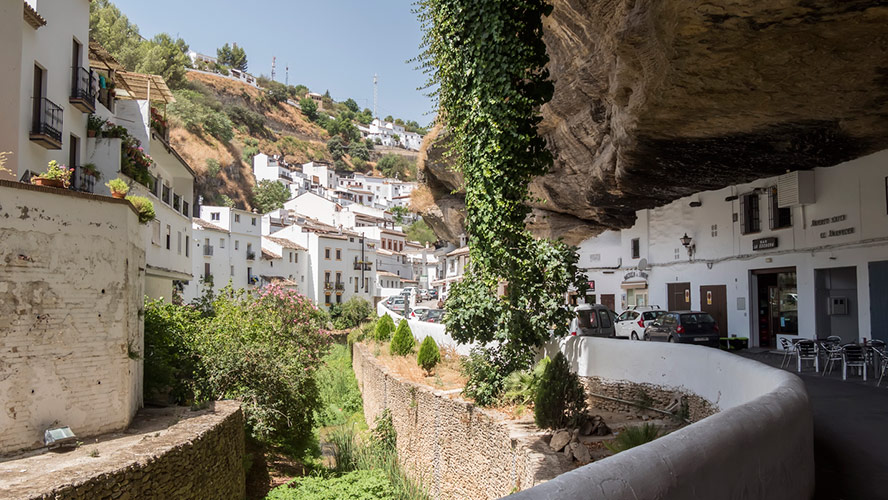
left=752, top=237, right=778, bottom=251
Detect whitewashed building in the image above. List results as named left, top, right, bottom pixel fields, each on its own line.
left=302, top=161, right=338, bottom=190
left=259, top=235, right=307, bottom=291
left=283, top=191, right=340, bottom=227
left=359, top=118, right=423, bottom=151
left=577, top=149, right=888, bottom=348
left=432, top=245, right=469, bottom=298
left=252, top=152, right=302, bottom=197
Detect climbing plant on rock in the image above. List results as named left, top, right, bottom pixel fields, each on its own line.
left=418, top=0, right=588, bottom=375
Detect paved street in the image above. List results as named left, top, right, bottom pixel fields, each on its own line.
left=738, top=350, right=888, bottom=500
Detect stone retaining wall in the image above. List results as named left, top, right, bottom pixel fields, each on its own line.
left=8, top=401, right=245, bottom=500
left=580, top=376, right=717, bottom=422
left=353, top=343, right=570, bottom=500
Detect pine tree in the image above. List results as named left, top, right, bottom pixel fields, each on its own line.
left=390, top=319, right=415, bottom=356
left=417, top=336, right=441, bottom=374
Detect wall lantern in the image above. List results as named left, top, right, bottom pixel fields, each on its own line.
left=680, top=233, right=695, bottom=260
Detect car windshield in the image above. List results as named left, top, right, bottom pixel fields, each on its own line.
left=426, top=310, right=444, bottom=320
left=680, top=313, right=715, bottom=324
left=577, top=309, right=597, bottom=328
left=642, top=311, right=666, bottom=321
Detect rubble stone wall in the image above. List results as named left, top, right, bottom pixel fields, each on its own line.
left=21, top=401, right=245, bottom=500
left=579, top=376, right=717, bottom=422
left=353, top=343, right=569, bottom=500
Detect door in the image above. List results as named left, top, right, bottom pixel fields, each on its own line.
left=667, top=282, right=691, bottom=311
left=32, top=65, right=44, bottom=132
left=600, top=294, right=615, bottom=312
left=700, top=285, right=727, bottom=336
left=869, top=261, right=888, bottom=342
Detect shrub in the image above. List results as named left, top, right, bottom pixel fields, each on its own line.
left=375, top=314, right=395, bottom=341
left=416, top=336, right=440, bottom=374
left=126, top=195, right=156, bottom=224
left=224, top=104, right=266, bottom=136
left=316, top=344, right=363, bottom=427
left=335, top=297, right=373, bottom=329
left=390, top=320, right=415, bottom=356
left=502, top=356, right=550, bottom=405
left=533, top=352, right=587, bottom=430
left=460, top=348, right=506, bottom=406
left=604, top=423, right=661, bottom=454
left=268, top=469, right=396, bottom=500
left=205, top=158, right=221, bottom=177
left=202, top=111, right=234, bottom=142
left=142, top=298, right=201, bottom=404
left=299, top=97, right=319, bottom=121
left=105, top=177, right=129, bottom=196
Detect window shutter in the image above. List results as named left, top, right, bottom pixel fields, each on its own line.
left=768, top=188, right=775, bottom=230
left=739, top=195, right=747, bottom=234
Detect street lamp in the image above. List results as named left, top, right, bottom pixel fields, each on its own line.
left=680, top=233, right=695, bottom=260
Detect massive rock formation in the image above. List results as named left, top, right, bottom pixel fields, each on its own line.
left=418, top=0, right=888, bottom=245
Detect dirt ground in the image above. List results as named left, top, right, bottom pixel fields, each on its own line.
left=365, top=340, right=467, bottom=391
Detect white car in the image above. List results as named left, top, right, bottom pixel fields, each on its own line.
left=384, top=296, right=407, bottom=314
left=409, top=306, right=432, bottom=320
left=615, top=308, right=666, bottom=340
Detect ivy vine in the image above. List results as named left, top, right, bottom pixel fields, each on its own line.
left=418, top=0, right=588, bottom=377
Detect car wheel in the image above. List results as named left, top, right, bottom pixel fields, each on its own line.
left=668, top=336, right=675, bottom=343
left=643, top=333, right=650, bottom=341
left=631, top=332, right=639, bottom=341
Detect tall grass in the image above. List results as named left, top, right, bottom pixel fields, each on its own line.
left=316, top=343, right=364, bottom=427
left=604, top=423, right=661, bottom=454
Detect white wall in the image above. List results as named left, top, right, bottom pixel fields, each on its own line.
left=0, top=1, right=23, bottom=181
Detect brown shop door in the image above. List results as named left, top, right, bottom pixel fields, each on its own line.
left=667, top=282, right=691, bottom=311
left=700, top=285, right=728, bottom=336
left=600, top=294, right=615, bottom=312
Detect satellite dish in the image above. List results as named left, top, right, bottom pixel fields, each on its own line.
left=637, top=258, right=648, bottom=271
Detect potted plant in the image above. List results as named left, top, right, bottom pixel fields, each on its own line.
left=126, top=195, right=155, bottom=224
left=87, top=114, right=103, bottom=138
left=81, top=163, right=101, bottom=180
left=106, top=177, right=129, bottom=199
left=31, top=160, right=73, bottom=189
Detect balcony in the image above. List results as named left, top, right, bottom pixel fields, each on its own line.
left=335, top=282, right=345, bottom=291
left=203, top=245, right=214, bottom=256
left=324, top=282, right=333, bottom=291
left=201, top=274, right=214, bottom=284
left=150, top=107, right=169, bottom=141
left=69, top=67, right=96, bottom=113
left=69, top=166, right=96, bottom=193
left=246, top=251, right=256, bottom=261
left=353, top=261, right=372, bottom=271
left=30, top=97, right=63, bottom=149
left=279, top=171, right=293, bottom=181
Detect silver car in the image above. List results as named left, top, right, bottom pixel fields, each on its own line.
left=615, top=309, right=666, bottom=340
left=569, top=304, right=618, bottom=337
left=384, top=296, right=406, bottom=314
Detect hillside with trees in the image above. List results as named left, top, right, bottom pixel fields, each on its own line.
left=90, top=0, right=420, bottom=211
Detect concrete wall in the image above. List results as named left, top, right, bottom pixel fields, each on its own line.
left=377, top=302, right=477, bottom=356
left=507, top=337, right=815, bottom=500
left=0, top=0, right=23, bottom=181
left=353, top=343, right=570, bottom=500
left=9, top=401, right=245, bottom=500
left=0, top=181, right=145, bottom=454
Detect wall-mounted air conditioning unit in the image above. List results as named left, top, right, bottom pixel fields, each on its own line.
left=777, top=170, right=815, bottom=208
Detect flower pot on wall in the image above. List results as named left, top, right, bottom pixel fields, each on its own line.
left=87, top=130, right=97, bottom=138
left=111, top=191, right=126, bottom=199
left=33, top=178, right=65, bottom=189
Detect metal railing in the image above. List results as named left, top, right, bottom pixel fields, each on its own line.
left=70, top=166, right=96, bottom=193
left=70, top=67, right=96, bottom=109
left=324, top=282, right=333, bottom=291
left=353, top=261, right=372, bottom=271
left=335, top=282, right=345, bottom=291
left=203, top=245, right=214, bottom=256
left=31, top=97, right=63, bottom=144
left=246, top=251, right=256, bottom=260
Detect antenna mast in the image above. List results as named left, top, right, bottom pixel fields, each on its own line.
left=271, top=56, right=276, bottom=81
left=373, top=74, right=378, bottom=119
left=285, top=65, right=289, bottom=86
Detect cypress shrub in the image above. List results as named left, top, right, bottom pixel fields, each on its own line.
left=375, top=314, right=395, bottom=341
left=533, top=352, right=587, bottom=429
left=390, top=319, right=415, bottom=356
left=417, top=336, right=441, bottom=374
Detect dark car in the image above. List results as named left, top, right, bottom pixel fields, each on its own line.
left=424, top=309, right=445, bottom=323
left=428, top=289, right=439, bottom=300
left=644, top=311, right=720, bottom=347
left=569, top=304, right=618, bottom=337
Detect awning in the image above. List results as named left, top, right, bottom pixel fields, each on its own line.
left=115, top=71, right=175, bottom=103
left=621, top=280, right=648, bottom=290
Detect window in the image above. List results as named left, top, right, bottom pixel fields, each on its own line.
left=325, top=271, right=331, bottom=283
left=739, top=193, right=761, bottom=234
left=768, top=187, right=792, bottom=230
left=335, top=272, right=342, bottom=284
left=220, top=238, right=225, bottom=249
left=336, top=294, right=342, bottom=304
left=173, top=193, right=181, bottom=212
left=325, top=248, right=331, bottom=260
left=336, top=249, right=342, bottom=260
left=355, top=280, right=359, bottom=292
left=365, top=277, right=369, bottom=291
left=177, top=231, right=182, bottom=255
left=151, top=221, right=161, bottom=246
left=162, top=184, right=171, bottom=204
left=251, top=217, right=257, bottom=226
left=295, top=253, right=298, bottom=263
left=185, top=236, right=190, bottom=257
left=289, top=252, right=293, bottom=263
left=230, top=265, right=234, bottom=276
left=183, top=200, right=190, bottom=218
left=211, top=212, right=220, bottom=221
left=631, top=238, right=640, bottom=259
left=234, top=214, right=241, bottom=223
left=325, top=294, right=331, bottom=305
left=235, top=240, right=239, bottom=251
left=204, top=262, right=210, bottom=278
left=165, top=225, right=171, bottom=250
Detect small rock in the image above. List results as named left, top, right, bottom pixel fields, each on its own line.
left=641, top=415, right=650, bottom=421
left=580, top=420, right=595, bottom=436
left=563, top=445, right=573, bottom=459
left=568, top=442, right=580, bottom=460
left=596, top=422, right=611, bottom=436
left=570, top=428, right=580, bottom=444
left=573, top=443, right=592, bottom=463
left=549, top=430, right=571, bottom=452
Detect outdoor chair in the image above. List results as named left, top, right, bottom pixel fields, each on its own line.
left=826, top=336, right=843, bottom=345
left=780, top=337, right=797, bottom=368
left=821, top=341, right=844, bottom=376
left=842, top=344, right=867, bottom=381
left=879, top=354, right=888, bottom=387
left=796, top=340, right=818, bottom=373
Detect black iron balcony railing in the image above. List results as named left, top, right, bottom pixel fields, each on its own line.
left=246, top=251, right=256, bottom=260
left=353, top=261, right=372, bottom=271
left=69, top=166, right=96, bottom=193
left=335, top=282, right=345, bottom=291
left=70, top=67, right=96, bottom=113
left=30, top=97, right=63, bottom=149
left=279, top=172, right=293, bottom=181
left=203, top=245, right=214, bottom=256
left=324, top=282, right=334, bottom=291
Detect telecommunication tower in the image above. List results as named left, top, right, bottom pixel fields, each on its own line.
left=271, top=56, right=276, bottom=81
left=373, top=74, right=378, bottom=119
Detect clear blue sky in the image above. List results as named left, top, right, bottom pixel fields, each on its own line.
left=109, top=0, right=435, bottom=125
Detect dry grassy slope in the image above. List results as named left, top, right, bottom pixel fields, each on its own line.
left=168, top=72, right=334, bottom=210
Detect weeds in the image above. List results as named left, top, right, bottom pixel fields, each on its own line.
left=604, top=424, right=661, bottom=454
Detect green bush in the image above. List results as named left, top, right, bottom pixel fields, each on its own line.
left=502, top=356, right=550, bottom=405
left=390, top=320, right=415, bottom=356
left=142, top=299, right=201, bottom=404
left=202, top=111, right=234, bottom=142
left=604, top=423, right=661, bottom=454
left=375, top=314, right=395, bottom=341
left=416, top=336, right=440, bottom=374
left=267, top=469, right=396, bottom=500
left=335, top=297, right=373, bottom=329
left=315, top=344, right=363, bottom=427
left=224, top=104, right=266, bottom=136
left=125, top=195, right=155, bottom=224
left=460, top=348, right=506, bottom=406
left=533, top=352, right=587, bottom=430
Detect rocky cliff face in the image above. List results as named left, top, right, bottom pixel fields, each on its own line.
left=419, top=0, right=888, bottom=245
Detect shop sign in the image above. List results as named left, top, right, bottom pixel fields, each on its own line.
left=811, top=214, right=847, bottom=227
left=820, top=227, right=855, bottom=239
left=706, top=291, right=712, bottom=305
left=752, top=237, right=778, bottom=251
left=623, top=270, right=649, bottom=281
left=586, top=280, right=595, bottom=293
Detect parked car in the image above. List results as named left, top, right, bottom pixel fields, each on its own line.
left=568, top=304, right=618, bottom=337
left=384, top=295, right=407, bottom=314
left=644, top=311, right=720, bottom=347
left=423, top=309, right=445, bottom=323
left=428, top=289, right=439, bottom=300
left=409, top=306, right=432, bottom=320
left=418, top=289, right=430, bottom=301
left=401, top=287, right=418, bottom=299
left=615, top=309, right=667, bottom=340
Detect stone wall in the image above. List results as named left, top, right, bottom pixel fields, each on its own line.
left=6, top=401, right=245, bottom=500
left=353, top=343, right=570, bottom=500
left=0, top=181, right=145, bottom=455
left=580, top=377, right=717, bottom=422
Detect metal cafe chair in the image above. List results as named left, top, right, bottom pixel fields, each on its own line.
left=821, top=341, right=844, bottom=376
left=796, top=340, right=819, bottom=373
left=842, top=344, right=867, bottom=381
left=879, top=353, right=888, bottom=387
left=780, top=337, right=797, bottom=369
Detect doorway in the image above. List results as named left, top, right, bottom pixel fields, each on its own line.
left=870, top=261, right=888, bottom=342
left=815, top=267, right=858, bottom=343
left=753, top=268, right=797, bottom=348
left=700, top=285, right=728, bottom=336
left=667, top=282, right=691, bottom=311
left=600, top=294, right=615, bottom=311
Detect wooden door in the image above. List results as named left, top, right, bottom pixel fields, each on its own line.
left=700, top=285, right=728, bottom=336
left=600, top=294, right=615, bottom=311
left=667, top=282, right=691, bottom=311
